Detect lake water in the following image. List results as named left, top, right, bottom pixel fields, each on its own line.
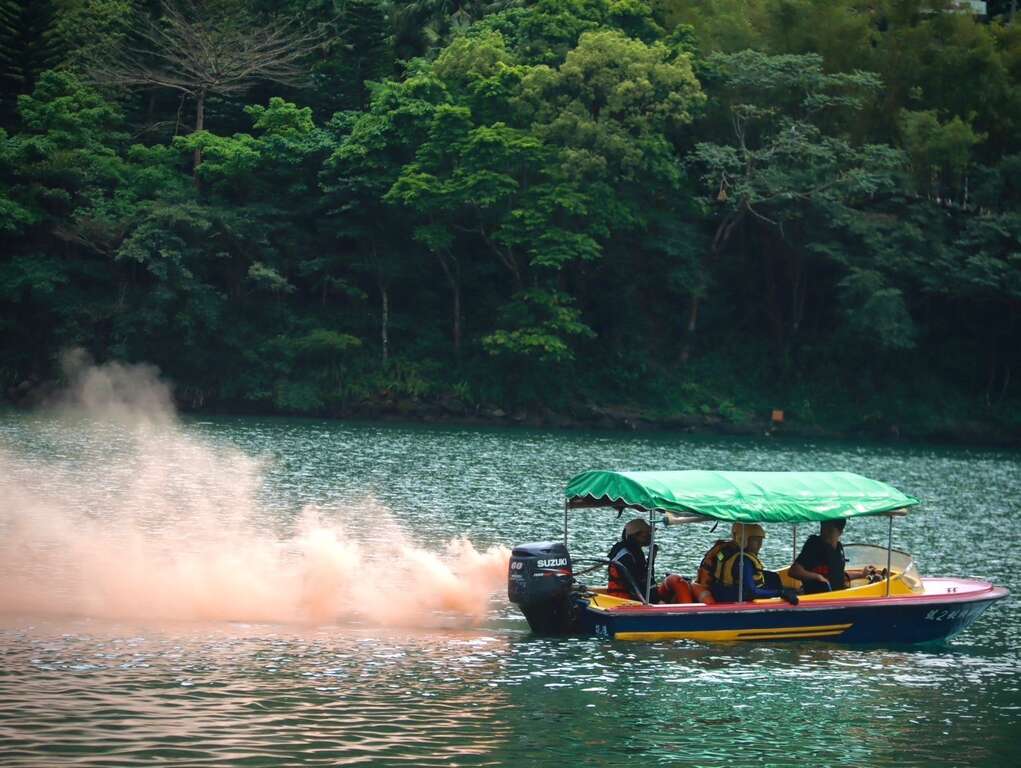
left=1, top=411, right=1018, bottom=767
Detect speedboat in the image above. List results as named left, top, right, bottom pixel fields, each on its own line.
left=507, top=470, right=1008, bottom=643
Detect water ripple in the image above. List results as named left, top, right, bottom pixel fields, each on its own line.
left=2, top=417, right=1019, bottom=766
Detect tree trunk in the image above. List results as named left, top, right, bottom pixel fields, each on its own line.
left=452, top=281, right=461, bottom=355
left=193, top=89, right=206, bottom=176
left=789, top=248, right=805, bottom=336
left=478, top=225, right=521, bottom=289
left=680, top=295, right=699, bottom=363
left=764, top=244, right=784, bottom=351
left=680, top=206, right=743, bottom=363
left=146, top=91, right=156, bottom=128
left=986, top=341, right=997, bottom=407
left=437, top=253, right=462, bottom=355
left=380, top=281, right=389, bottom=364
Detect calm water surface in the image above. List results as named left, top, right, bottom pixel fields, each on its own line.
left=1, top=415, right=1018, bottom=767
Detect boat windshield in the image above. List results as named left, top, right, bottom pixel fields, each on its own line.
left=844, top=543, right=923, bottom=591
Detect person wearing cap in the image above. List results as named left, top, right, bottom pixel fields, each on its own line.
left=712, top=523, right=798, bottom=604
left=607, top=518, right=693, bottom=603
left=789, top=519, right=879, bottom=593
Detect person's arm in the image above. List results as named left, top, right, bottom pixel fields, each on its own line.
left=790, top=561, right=829, bottom=588
left=791, top=537, right=830, bottom=588
left=662, top=512, right=700, bottom=526
left=738, top=555, right=782, bottom=599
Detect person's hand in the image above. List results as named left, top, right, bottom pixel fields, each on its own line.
left=780, top=588, right=799, bottom=605
left=815, top=573, right=830, bottom=584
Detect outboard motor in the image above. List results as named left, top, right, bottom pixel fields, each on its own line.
left=508, top=541, right=575, bottom=635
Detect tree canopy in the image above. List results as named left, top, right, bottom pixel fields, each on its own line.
left=1, top=0, right=1019, bottom=440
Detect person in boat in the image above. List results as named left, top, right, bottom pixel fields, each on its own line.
left=712, top=523, right=799, bottom=605
left=689, top=523, right=744, bottom=604
left=789, top=519, right=880, bottom=593
left=607, top=518, right=693, bottom=603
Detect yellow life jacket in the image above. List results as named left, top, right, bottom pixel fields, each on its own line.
left=700, top=539, right=740, bottom=585
left=719, top=551, right=766, bottom=589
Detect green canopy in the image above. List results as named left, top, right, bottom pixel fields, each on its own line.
left=564, top=470, right=920, bottom=524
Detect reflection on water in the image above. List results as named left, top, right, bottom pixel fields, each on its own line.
left=3, top=615, right=1016, bottom=767
left=495, top=637, right=1020, bottom=767
left=0, top=619, right=514, bottom=767
left=1, top=411, right=1019, bottom=766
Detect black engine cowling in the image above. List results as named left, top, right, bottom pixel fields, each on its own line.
left=507, top=541, right=575, bottom=635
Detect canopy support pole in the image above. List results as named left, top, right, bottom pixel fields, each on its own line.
left=646, top=510, right=656, bottom=603
left=885, top=514, right=893, bottom=597
left=792, top=525, right=798, bottom=563
left=563, top=501, right=568, bottom=548
left=738, top=530, right=745, bottom=602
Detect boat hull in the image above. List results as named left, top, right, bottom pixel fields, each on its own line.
left=575, top=579, right=1008, bottom=644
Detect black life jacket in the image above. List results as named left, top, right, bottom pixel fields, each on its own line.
left=801, top=534, right=848, bottom=592
left=607, top=538, right=650, bottom=600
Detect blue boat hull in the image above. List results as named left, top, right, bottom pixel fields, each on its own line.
left=575, top=582, right=1008, bottom=644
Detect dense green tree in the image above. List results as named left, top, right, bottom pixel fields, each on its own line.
left=385, top=25, right=704, bottom=373
left=897, top=109, right=984, bottom=203
left=321, top=72, right=442, bottom=364
left=689, top=51, right=902, bottom=359
left=391, top=0, right=520, bottom=62
left=0, top=71, right=129, bottom=380
left=0, top=0, right=1018, bottom=435
left=0, top=0, right=65, bottom=126
left=150, top=97, right=347, bottom=406
left=88, top=0, right=320, bottom=169
left=51, top=0, right=134, bottom=73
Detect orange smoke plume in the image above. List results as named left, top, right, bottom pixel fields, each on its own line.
left=0, top=353, right=510, bottom=626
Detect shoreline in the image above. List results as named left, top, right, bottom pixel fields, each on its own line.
left=193, top=398, right=1021, bottom=448
left=4, top=389, right=1018, bottom=448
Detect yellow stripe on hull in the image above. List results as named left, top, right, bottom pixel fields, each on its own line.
left=586, top=572, right=918, bottom=612
left=614, top=623, right=853, bottom=642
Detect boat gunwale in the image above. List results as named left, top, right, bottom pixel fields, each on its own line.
left=582, top=580, right=1009, bottom=615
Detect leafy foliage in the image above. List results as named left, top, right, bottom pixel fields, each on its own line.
left=1, top=0, right=1019, bottom=433
left=0, top=0, right=64, bottom=127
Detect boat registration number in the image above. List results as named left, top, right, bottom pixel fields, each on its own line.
left=924, top=607, right=979, bottom=622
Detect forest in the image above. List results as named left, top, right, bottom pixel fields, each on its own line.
left=1, top=0, right=1019, bottom=442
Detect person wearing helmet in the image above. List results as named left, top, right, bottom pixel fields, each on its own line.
left=607, top=518, right=693, bottom=603
left=689, top=522, right=745, bottom=604
left=712, top=523, right=799, bottom=604
left=789, top=519, right=881, bottom=593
